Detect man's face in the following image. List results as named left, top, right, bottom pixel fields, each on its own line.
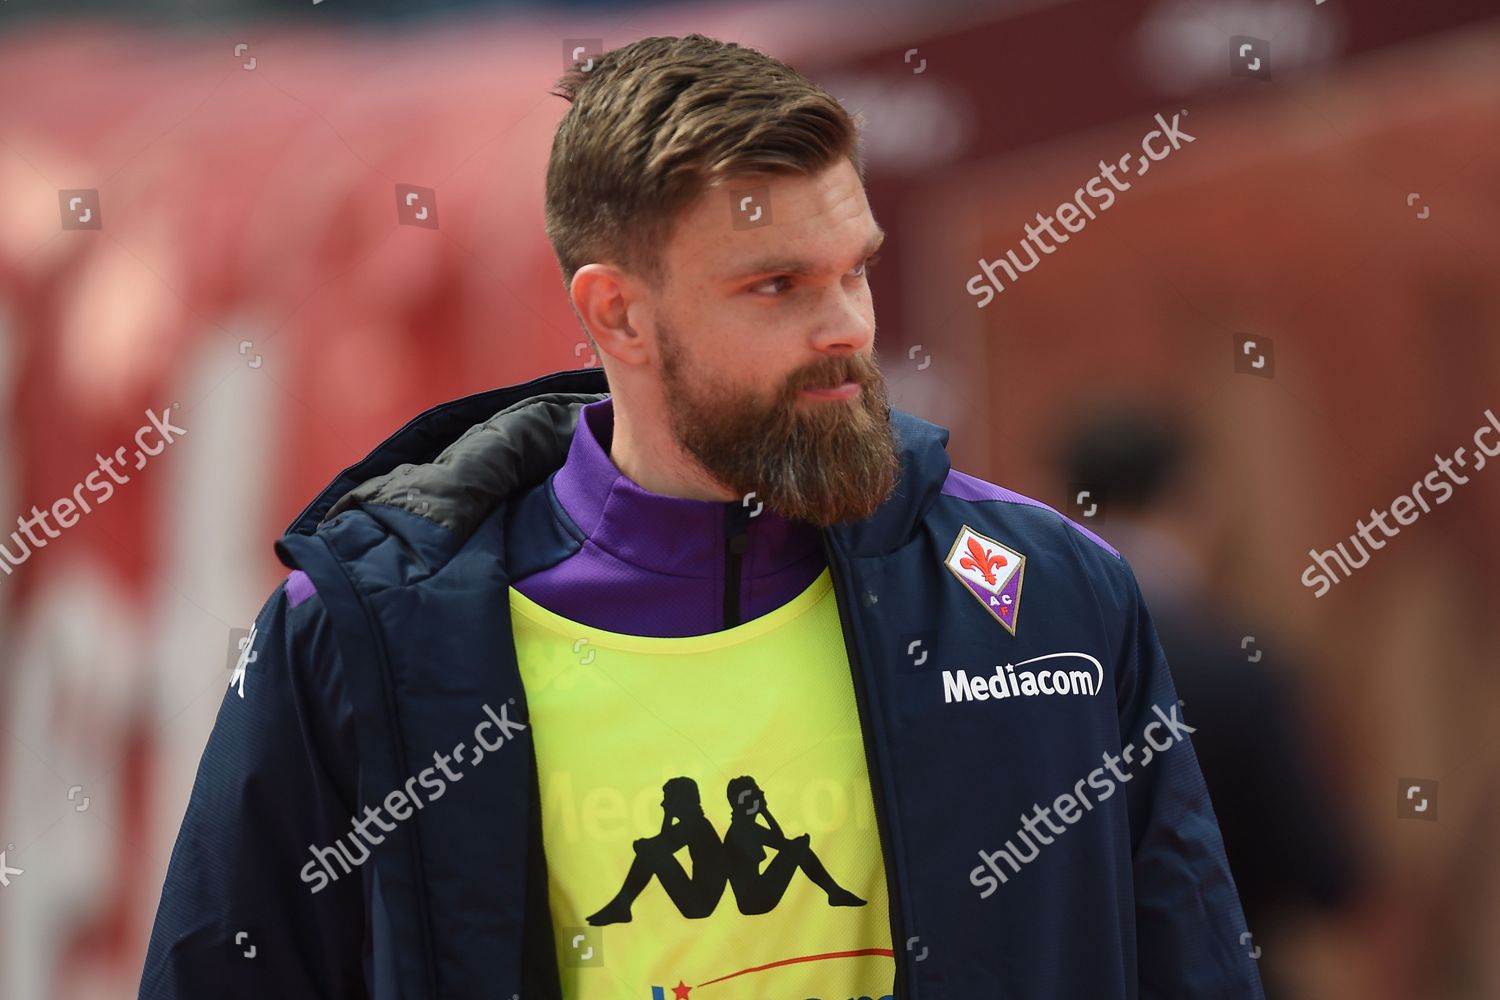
left=648, top=157, right=901, bottom=527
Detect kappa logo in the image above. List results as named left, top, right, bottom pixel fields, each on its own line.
left=943, top=525, right=1025, bottom=634
left=230, top=623, right=258, bottom=698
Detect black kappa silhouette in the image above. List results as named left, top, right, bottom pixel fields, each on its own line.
left=587, top=777, right=728, bottom=925
left=586, top=775, right=864, bottom=925
left=724, top=776, right=865, bottom=915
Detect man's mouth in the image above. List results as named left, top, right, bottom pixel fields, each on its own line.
left=801, top=379, right=860, bottom=400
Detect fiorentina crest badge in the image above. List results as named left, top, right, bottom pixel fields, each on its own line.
left=944, top=525, right=1026, bottom=635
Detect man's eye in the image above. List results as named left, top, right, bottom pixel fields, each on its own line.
left=752, top=254, right=881, bottom=296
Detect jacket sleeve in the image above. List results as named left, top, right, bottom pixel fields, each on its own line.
left=139, top=573, right=367, bottom=999
left=1111, top=558, right=1265, bottom=1000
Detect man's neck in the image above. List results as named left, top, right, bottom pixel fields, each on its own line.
left=606, top=395, right=738, bottom=503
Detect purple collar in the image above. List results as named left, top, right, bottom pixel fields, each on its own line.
left=548, top=397, right=824, bottom=578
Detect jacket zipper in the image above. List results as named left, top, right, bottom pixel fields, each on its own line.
left=819, top=529, right=910, bottom=998
left=723, top=505, right=749, bottom=628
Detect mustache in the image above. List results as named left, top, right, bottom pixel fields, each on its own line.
left=791, top=354, right=879, bottom=391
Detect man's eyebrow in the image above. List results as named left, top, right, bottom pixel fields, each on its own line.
left=727, top=225, right=886, bottom=280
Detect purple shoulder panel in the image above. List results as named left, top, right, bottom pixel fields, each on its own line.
left=285, top=569, right=317, bottom=609
left=940, top=468, right=1120, bottom=558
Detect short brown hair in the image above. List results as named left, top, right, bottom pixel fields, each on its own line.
left=544, top=34, right=864, bottom=300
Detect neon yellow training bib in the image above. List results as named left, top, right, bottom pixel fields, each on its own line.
left=509, top=567, right=895, bottom=1000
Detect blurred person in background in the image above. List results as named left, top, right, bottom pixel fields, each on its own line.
left=1057, top=402, right=1368, bottom=999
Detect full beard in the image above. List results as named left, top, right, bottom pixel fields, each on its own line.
left=658, top=322, right=902, bottom=528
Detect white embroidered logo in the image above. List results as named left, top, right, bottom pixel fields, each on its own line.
left=230, top=623, right=258, bottom=698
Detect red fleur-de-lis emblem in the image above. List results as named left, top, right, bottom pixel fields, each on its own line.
left=959, top=537, right=1008, bottom=586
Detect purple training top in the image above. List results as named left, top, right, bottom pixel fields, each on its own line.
left=509, top=397, right=828, bottom=638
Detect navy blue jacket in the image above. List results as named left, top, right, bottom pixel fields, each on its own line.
left=140, top=367, right=1263, bottom=999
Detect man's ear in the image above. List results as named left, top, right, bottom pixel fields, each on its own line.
left=571, top=263, right=651, bottom=367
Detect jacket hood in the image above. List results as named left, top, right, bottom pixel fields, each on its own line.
left=279, top=366, right=957, bottom=560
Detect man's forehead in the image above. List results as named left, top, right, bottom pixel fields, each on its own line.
left=670, top=166, right=879, bottom=278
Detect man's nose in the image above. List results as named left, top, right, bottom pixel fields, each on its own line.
left=812, top=287, right=875, bottom=354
